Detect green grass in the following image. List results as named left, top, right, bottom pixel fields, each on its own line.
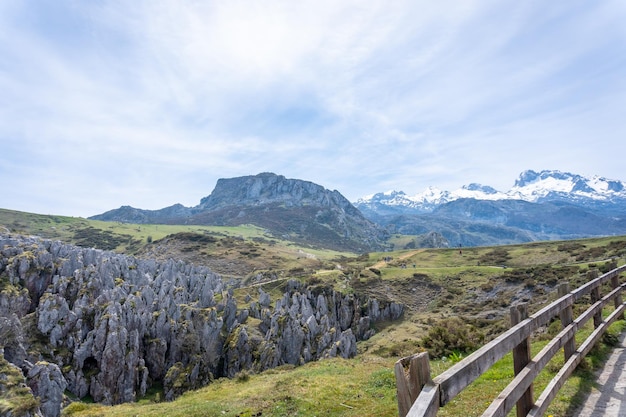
left=63, top=357, right=400, bottom=417
left=0, top=209, right=351, bottom=260
left=4, top=208, right=626, bottom=416
left=0, top=355, right=40, bottom=415
left=62, top=319, right=625, bottom=417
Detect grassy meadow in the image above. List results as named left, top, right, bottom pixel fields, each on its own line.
left=2, top=208, right=626, bottom=416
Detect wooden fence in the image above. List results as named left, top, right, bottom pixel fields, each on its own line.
left=395, top=264, right=626, bottom=417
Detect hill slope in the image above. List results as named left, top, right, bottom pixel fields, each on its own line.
left=12, top=234, right=624, bottom=417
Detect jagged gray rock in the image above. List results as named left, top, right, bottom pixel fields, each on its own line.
left=27, top=362, right=67, bottom=417
left=0, top=233, right=404, bottom=410
left=222, top=280, right=403, bottom=376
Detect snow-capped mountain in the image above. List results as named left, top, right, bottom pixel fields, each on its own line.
left=355, top=170, right=626, bottom=213
left=354, top=170, right=626, bottom=248
left=508, top=170, right=626, bottom=202
left=357, top=188, right=452, bottom=213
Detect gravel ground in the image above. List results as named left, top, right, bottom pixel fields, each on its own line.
left=573, top=333, right=626, bottom=417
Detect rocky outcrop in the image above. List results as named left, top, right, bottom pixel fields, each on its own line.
left=27, top=362, right=67, bottom=417
left=0, top=233, right=403, bottom=413
left=90, top=173, right=390, bottom=252
left=222, top=280, right=403, bottom=377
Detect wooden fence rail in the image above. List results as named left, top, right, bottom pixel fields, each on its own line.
left=395, top=264, right=626, bottom=417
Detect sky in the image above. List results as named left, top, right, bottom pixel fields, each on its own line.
left=1, top=1, right=625, bottom=217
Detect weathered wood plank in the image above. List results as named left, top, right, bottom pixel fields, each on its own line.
left=511, top=304, right=533, bottom=417
left=437, top=268, right=626, bottom=406
left=434, top=321, right=532, bottom=405
left=482, top=297, right=605, bottom=417
left=435, top=294, right=576, bottom=405
left=558, top=283, right=576, bottom=360
left=396, top=352, right=432, bottom=417
left=395, top=360, right=413, bottom=417
left=570, top=266, right=626, bottom=301
left=486, top=286, right=623, bottom=417
left=407, top=383, right=440, bottom=417
left=589, top=270, right=602, bottom=329
left=412, top=353, right=432, bottom=396
left=612, top=274, right=624, bottom=320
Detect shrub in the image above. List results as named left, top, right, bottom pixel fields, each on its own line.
left=557, top=242, right=585, bottom=253
left=369, top=267, right=381, bottom=276
left=236, top=370, right=251, bottom=383
left=600, top=260, right=618, bottom=274
left=420, top=317, right=485, bottom=358
left=479, top=249, right=511, bottom=266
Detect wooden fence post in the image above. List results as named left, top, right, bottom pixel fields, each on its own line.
left=588, top=270, right=602, bottom=328
left=395, top=352, right=431, bottom=417
left=558, top=283, right=575, bottom=360
left=611, top=272, right=624, bottom=320
left=511, top=303, right=533, bottom=417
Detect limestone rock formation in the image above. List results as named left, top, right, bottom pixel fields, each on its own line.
left=0, top=233, right=403, bottom=413
left=27, top=362, right=67, bottom=417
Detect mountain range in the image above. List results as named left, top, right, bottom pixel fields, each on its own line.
left=355, top=170, right=626, bottom=213
left=91, top=170, right=626, bottom=251
left=354, top=170, right=626, bottom=247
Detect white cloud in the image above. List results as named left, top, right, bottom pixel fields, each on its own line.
left=1, top=0, right=625, bottom=215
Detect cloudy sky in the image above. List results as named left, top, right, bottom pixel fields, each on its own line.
left=1, top=1, right=625, bottom=217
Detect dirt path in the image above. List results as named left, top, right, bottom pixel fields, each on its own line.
left=573, top=333, right=626, bottom=416
left=371, top=250, right=424, bottom=269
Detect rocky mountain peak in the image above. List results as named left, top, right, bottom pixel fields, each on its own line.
left=462, top=183, right=498, bottom=194
left=198, top=172, right=356, bottom=214
left=90, top=173, right=388, bottom=252
left=513, top=169, right=579, bottom=188
left=509, top=169, right=626, bottom=202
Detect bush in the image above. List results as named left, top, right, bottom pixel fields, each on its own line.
left=420, top=317, right=485, bottom=358
left=236, top=370, right=251, bottom=383
left=600, top=260, right=618, bottom=274
left=479, top=249, right=511, bottom=265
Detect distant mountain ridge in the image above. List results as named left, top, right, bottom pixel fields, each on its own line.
left=356, top=170, right=626, bottom=214
left=354, top=170, right=626, bottom=248
left=90, top=170, right=626, bottom=251
left=91, top=173, right=389, bottom=252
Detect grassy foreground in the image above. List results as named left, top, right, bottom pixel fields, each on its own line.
left=62, top=319, right=625, bottom=417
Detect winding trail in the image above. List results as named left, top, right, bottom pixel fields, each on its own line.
left=371, top=249, right=424, bottom=269
left=573, top=333, right=626, bottom=416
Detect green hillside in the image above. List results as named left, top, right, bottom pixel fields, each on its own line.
left=60, top=234, right=625, bottom=417
left=2, top=208, right=626, bottom=416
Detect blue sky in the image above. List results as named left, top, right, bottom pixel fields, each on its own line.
left=1, top=1, right=625, bottom=217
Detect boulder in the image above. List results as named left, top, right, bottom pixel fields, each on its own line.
left=27, top=362, right=67, bottom=417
